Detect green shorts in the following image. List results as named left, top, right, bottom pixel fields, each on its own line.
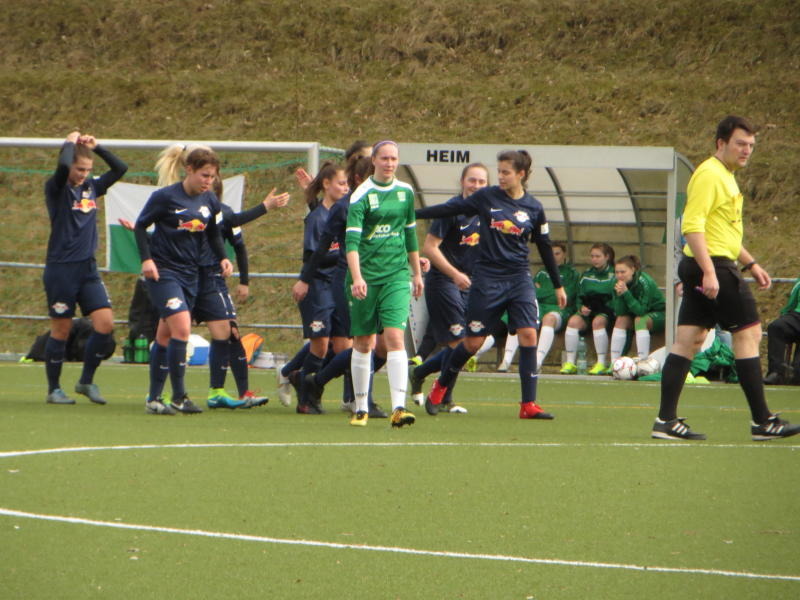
left=347, top=278, right=411, bottom=336
left=638, top=311, right=665, bottom=333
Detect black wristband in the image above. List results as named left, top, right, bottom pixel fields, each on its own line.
left=741, top=261, right=757, bottom=272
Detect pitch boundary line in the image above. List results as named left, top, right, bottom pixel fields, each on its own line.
left=0, top=507, right=797, bottom=583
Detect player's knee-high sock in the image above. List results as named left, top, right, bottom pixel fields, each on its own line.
left=209, top=339, right=229, bottom=389
left=414, top=346, right=453, bottom=380
left=79, top=331, right=112, bottom=385
left=386, top=350, right=408, bottom=410
left=228, top=335, right=249, bottom=397
left=658, top=353, right=692, bottom=421
left=501, top=333, right=519, bottom=368
left=610, top=328, right=627, bottom=362
left=300, top=351, right=325, bottom=405
left=314, top=348, right=352, bottom=386
left=438, top=342, right=471, bottom=389
left=564, top=327, right=579, bottom=363
left=148, top=343, right=168, bottom=401
left=593, top=328, right=609, bottom=365
left=736, top=357, right=771, bottom=424
left=351, top=349, right=372, bottom=414
left=45, top=337, right=67, bottom=393
left=167, top=338, right=188, bottom=399
left=281, top=342, right=309, bottom=377
left=635, top=329, right=651, bottom=360
left=537, top=325, right=555, bottom=367
left=518, top=345, right=538, bottom=403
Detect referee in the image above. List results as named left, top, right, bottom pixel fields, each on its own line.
left=652, top=115, right=799, bottom=441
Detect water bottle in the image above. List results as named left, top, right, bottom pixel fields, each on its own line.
left=122, top=338, right=134, bottom=363
left=576, top=336, right=588, bottom=375
left=134, top=335, right=149, bottom=363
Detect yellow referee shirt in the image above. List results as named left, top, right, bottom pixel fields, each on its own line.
left=681, top=156, right=743, bottom=260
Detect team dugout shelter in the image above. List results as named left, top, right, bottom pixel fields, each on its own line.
left=396, top=143, right=694, bottom=349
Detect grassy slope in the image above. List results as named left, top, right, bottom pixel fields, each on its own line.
left=0, top=0, right=798, bottom=352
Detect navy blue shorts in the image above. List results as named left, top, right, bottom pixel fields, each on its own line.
left=424, top=273, right=468, bottom=343
left=43, top=258, right=111, bottom=318
left=464, top=275, right=539, bottom=337
left=330, top=265, right=350, bottom=337
left=677, top=256, right=759, bottom=332
left=146, top=269, right=197, bottom=319
left=193, top=266, right=236, bottom=323
left=300, top=276, right=348, bottom=339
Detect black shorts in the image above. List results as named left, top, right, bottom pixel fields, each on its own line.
left=677, top=256, right=759, bottom=332
left=424, top=273, right=468, bottom=344
left=299, top=277, right=343, bottom=339
left=193, top=266, right=236, bottom=324
left=146, top=269, right=197, bottom=319
left=465, top=274, right=539, bottom=336
left=43, top=258, right=111, bottom=318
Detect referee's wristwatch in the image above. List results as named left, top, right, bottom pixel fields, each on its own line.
left=741, top=261, right=757, bottom=272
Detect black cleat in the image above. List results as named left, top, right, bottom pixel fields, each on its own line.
left=752, top=414, right=800, bottom=441
left=651, top=417, right=705, bottom=441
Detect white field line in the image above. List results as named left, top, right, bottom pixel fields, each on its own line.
left=1, top=440, right=800, bottom=459
left=0, top=507, right=797, bottom=583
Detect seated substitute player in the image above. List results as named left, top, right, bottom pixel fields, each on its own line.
left=416, top=149, right=566, bottom=419
left=608, top=255, right=666, bottom=362
left=652, top=115, right=799, bottom=441
left=764, top=276, right=800, bottom=385
left=42, top=131, right=128, bottom=405
left=409, top=162, right=489, bottom=411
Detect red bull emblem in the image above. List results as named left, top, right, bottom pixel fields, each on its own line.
left=460, top=232, right=480, bottom=246
left=71, top=198, right=97, bottom=213
left=490, top=219, right=523, bottom=236
left=178, top=218, right=207, bottom=232
left=329, top=241, right=340, bottom=252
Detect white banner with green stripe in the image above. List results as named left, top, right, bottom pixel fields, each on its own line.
left=104, top=176, right=244, bottom=273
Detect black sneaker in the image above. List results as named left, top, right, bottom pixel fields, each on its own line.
left=304, top=373, right=325, bottom=406
left=296, top=403, right=324, bottom=415
left=763, top=371, right=783, bottom=385
left=171, top=394, right=203, bottom=414
left=751, top=414, right=800, bottom=441
left=368, top=403, right=388, bottom=418
left=651, top=417, right=706, bottom=441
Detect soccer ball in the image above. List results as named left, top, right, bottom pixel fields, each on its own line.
left=612, top=356, right=637, bottom=380
left=635, top=356, right=661, bottom=377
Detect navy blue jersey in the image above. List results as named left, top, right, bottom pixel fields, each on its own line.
left=45, top=143, right=127, bottom=263
left=416, top=185, right=561, bottom=286
left=302, top=203, right=339, bottom=282
left=135, top=182, right=224, bottom=274
left=299, top=193, right=349, bottom=283
left=427, top=194, right=481, bottom=282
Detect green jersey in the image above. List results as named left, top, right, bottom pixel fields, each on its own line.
left=345, top=176, right=419, bottom=285
left=779, top=277, right=800, bottom=315
left=534, top=263, right=580, bottom=315
left=576, top=264, right=616, bottom=314
left=611, top=270, right=666, bottom=317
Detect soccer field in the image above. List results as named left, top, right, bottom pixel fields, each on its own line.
left=1, top=362, right=798, bottom=599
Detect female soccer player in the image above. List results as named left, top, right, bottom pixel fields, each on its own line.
left=560, top=243, right=616, bottom=375
left=609, top=255, right=666, bottom=362
left=135, top=146, right=232, bottom=414
left=289, top=162, right=350, bottom=413
left=43, top=131, right=128, bottom=405
left=409, top=162, right=489, bottom=411
left=532, top=241, right=580, bottom=371
left=416, top=150, right=566, bottom=419
left=345, top=140, right=423, bottom=427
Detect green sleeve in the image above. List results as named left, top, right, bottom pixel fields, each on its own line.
left=780, top=279, right=800, bottom=315
left=345, top=197, right=366, bottom=253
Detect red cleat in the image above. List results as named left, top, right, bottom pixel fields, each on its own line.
left=425, top=380, right=448, bottom=416
left=519, top=401, right=554, bottom=420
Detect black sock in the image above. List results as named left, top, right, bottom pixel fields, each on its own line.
left=658, top=353, right=692, bottom=421
left=735, top=357, right=771, bottom=424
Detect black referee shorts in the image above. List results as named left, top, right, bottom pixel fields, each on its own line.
left=677, top=256, right=759, bottom=332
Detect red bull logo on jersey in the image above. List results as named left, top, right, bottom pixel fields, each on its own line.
left=489, top=219, right=523, bottom=236
left=449, top=324, right=464, bottom=336
left=329, top=241, right=340, bottom=252
left=71, top=197, right=97, bottom=213
left=468, top=320, right=484, bottom=333
left=178, top=219, right=207, bottom=232
left=310, top=320, right=325, bottom=333
left=165, top=297, right=183, bottom=311
left=51, top=302, right=69, bottom=315
left=460, top=232, right=480, bottom=246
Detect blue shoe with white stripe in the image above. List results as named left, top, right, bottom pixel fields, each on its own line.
left=651, top=417, right=706, bottom=441
left=751, top=414, right=800, bottom=441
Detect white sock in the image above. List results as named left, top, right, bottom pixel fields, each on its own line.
left=474, top=335, right=495, bottom=359
left=537, top=325, right=555, bottom=366
left=501, top=334, right=519, bottom=366
left=351, top=349, right=372, bottom=414
left=635, top=329, right=651, bottom=359
left=593, top=328, right=609, bottom=365
left=610, top=328, right=627, bottom=362
left=386, top=350, right=408, bottom=410
left=564, top=327, right=579, bottom=363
